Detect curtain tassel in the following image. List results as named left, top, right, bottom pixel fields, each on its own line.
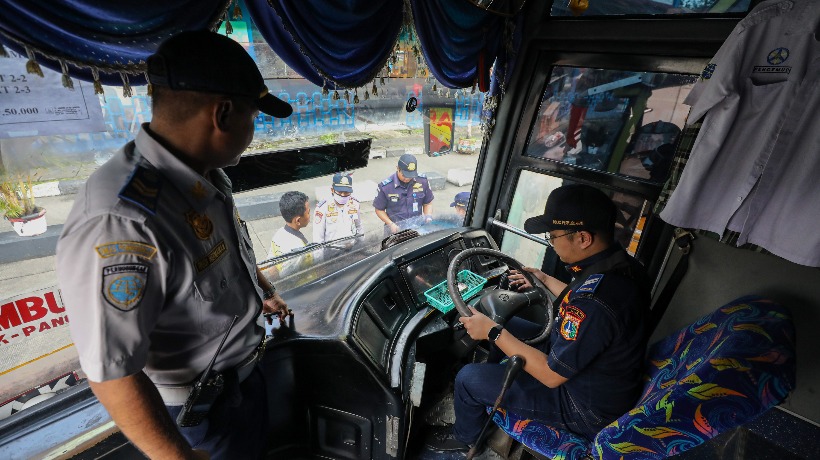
left=372, top=81, right=378, bottom=96
left=120, top=72, right=132, bottom=98
left=24, top=46, right=43, bottom=78
left=232, top=1, right=243, bottom=20
left=0, top=42, right=8, bottom=58
left=91, top=68, right=104, bottom=96
left=144, top=71, right=153, bottom=96
left=471, top=79, right=477, bottom=94
left=333, top=90, right=340, bottom=101
left=380, top=77, right=385, bottom=85
left=59, top=60, right=74, bottom=90
left=353, top=89, right=359, bottom=104
left=344, top=90, right=350, bottom=103
left=364, top=90, right=370, bottom=101
left=225, top=18, right=233, bottom=35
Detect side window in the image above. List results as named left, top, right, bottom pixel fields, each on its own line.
left=500, top=170, right=651, bottom=277
left=524, top=66, right=697, bottom=185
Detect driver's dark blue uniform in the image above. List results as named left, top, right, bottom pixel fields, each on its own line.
left=454, top=247, right=649, bottom=441
left=451, top=184, right=650, bottom=448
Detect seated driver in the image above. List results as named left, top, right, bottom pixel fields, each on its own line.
left=431, top=184, right=651, bottom=452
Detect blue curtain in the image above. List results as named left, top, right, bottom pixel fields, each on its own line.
left=410, top=0, right=504, bottom=89
left=0, top=0, right=230, bottom=85
left=247, top=0, right=404, bottom=89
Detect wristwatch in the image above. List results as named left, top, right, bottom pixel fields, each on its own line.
left=262, top=286, right=277, bottom=300
left=487, top=325, right=503, bottom=343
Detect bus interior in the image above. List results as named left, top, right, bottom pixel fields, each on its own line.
left=0, top=0, right=818, bottom=459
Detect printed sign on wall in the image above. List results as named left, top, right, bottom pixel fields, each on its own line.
left=0, top=49, right=105, bottom=138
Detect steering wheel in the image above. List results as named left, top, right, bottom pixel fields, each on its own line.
left=446, top=248, right=555, bottom=344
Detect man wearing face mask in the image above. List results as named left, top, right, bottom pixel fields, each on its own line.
left=313, top=173, right=363, bottom=243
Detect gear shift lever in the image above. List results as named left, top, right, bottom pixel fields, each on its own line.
left=467, top=355, right=526, bottom=459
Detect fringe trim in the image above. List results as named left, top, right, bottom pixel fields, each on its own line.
left=120, top=72, right=132, bottom=98
left=0, top=41, right=7, bottom=58
left=144, top=71, right=152, bottom=96
left=24, top=46, right=44, bottom=78
left=60, top=59, right=74, bottom=90
left=91, top=68, right=104, bottom=97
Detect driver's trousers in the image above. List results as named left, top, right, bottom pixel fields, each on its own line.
left=453, top=318, right=596, bottom=444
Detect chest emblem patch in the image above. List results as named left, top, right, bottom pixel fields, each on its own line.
left=185, top=210, right=213, bottom=240
left=102, top=264, right=148, bottom=311
left=560, top=305, right=586, bottom=341
left=767, top=47, right=789, bottom=65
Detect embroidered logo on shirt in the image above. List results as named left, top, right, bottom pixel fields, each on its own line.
left=195, top=240, right=228, bottom=273
left=560, top=305, right=586, bottom=341
left=185, top=210, right=214, bottom=240
left=413, top=183, right=423, bottom=191
left=314, top=211, right=324, bottom=224
left=576, top=274, right=604, bottom=294
left=701, top=63, right=716, bottom=80
left=102, top=264, right=148, bottom=311
left=767, top=47, right=789, bottom=65
left=96, top=241, right=157, bottom=260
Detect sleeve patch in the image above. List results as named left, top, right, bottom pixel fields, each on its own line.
left=102, top=264, right=148, bottom=311
left=560, top=305, right=586, bottom=341
left=314, top=211, right=324, bottom=224
left=96, top=241, right=157, bottom=260
left=576, top=274, right=604, bottom=294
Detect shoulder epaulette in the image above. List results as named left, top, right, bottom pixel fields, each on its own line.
left=118, top=163, right=162, bottom=215
left=316, top=199, right=327, bottom=208
left=350, top=196, right=360, bottom=202
left=381, top=178, right=392, bottom=186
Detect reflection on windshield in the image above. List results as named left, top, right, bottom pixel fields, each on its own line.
left=259, top=214, right=466, bottom=292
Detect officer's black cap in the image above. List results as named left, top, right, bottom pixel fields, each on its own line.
left=147, top=30, right=293, bottom=118
left=398, top=154, right=419, bottom=178
left=524, top=184, right=616, bottom=234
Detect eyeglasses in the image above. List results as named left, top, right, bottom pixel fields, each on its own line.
left=544, top=230, right=579, bottom=247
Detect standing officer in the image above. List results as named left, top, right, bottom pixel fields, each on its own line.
left=373, top=153, right=434, bottom=235
left=313, top=173, right=363, bottom=242
left=428, top=184, right=650, bottom=451
left=55, top=31, right=291, bottom=460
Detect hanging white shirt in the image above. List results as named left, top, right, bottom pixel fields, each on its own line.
left=661, top=0, right=820, bottom=267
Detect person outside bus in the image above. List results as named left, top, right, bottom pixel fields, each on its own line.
left=451, top=191, right=469, bottom=220
left=373, top=153, right=434, bottom=235
left=313, top=173, right=363, bottom=243
left=270, top=191, right=311, bottom=257
left=430, top=184, right=650, bottom=451
left=55, top=31, right=291, bottom=460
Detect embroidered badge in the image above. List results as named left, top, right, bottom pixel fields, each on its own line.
left=348, top=209, right=357, bottom=214
left=407, top=162, right=416, bottom=171
left=568, top=265, right=582, bottom=273
left=191, top=181, right=208, bottom=201
left=96, top=241, right=157, bottom=260
left=701, top=63, right=716, bottom=80
left=340, top=176, right=350, bottom=185
left=767, top=47, right=789, bottom=65
left=576, top=274, right=604, bottom=294
left=102, top=264, right=148, bottom=311
left=560, top=305, right=586, bottom=341
left=185, top=210, right=214, bottom=240
left=314, top=211, right=324, bottom=224
left=195, top=240, right=228, bottom=273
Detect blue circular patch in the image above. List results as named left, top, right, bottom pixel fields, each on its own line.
left=108, top=275, right=144, bottom=304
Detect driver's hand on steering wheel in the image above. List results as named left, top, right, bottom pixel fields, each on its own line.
left=508, top=267, right=546, bottom=291
left=459, top=307, right=499, bottom=341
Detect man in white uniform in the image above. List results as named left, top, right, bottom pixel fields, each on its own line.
left=313, top=173, right=363, bottom=242
left=55, top=31, right=291, bottom=459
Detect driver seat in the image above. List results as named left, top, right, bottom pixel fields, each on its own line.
left=489, top=295, right=796, bottom=459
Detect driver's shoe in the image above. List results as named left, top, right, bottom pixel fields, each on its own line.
left=425, top=426, right=487, bottom=456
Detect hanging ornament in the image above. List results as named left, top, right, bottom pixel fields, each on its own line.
left=322, top=85, right=329, bottom=96
left=120, top=72, right=133, bottom=98
left=144, top=71, right=152, bottom=96
left=59, top=60, right=74, bottom=90
left=333, top=90, right=340, bottom=100
left=380, top=77, right=385, bottom=85
left=432, top=82, right=437, bottom=92
left=344, top=90, right=350, bottom=103
left=0, top=42, right=7, bottom=58
left=24, top=46, right=43, bottom=78
left=471, top=80, right=477, bottom=94
left=372, top=81, right=378, bottom=96
left=567, top=0, right=590, bottom=16
left=224, top=15, right=233, bottom=35
left=353, top=89, right=359, bottom=104
left=364, top=90, right=370, bottom=101
left=446, top=89, right=451, bottom=98
left=232, top=1, right=243, bottom=20
left=91, top=68, right=104, bottom=96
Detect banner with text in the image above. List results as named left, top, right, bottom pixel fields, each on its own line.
left=0, top=50, right=105, bottom=138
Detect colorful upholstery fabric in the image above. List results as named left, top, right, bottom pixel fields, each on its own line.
left=490, top=407, right=591, bottom=460
left=490, top=296, right=795, bottom=459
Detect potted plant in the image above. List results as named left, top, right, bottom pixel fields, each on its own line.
left=1, top=174, right=47, bottom=236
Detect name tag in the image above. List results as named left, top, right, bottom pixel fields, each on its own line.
left=413, top=202, right=419, bottom=213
